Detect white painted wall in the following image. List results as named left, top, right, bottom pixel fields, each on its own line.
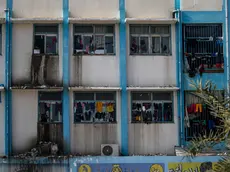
left=13, top=0, right=62, bottom=18
left=127, top=24, right=176, bottom=87
left=181, top=0, right=223, bottom=11
left=128, top=91, right=178, bottom=155
left=69, top=0, right=119, bottom=18
left=12, top=90, right=38, bottom=153
left=0, top=24, right=5, bottom=84
left=0, top=0, right=6, bottom=18
left=70, top=91, right=121, bottom=155
left=126, top=0, right=174, bottom=18
left=69, top=24, right=120, bottom=87
left=12, top=24, right=62, bottom=85
left=0, top=92, right=5, bottom=155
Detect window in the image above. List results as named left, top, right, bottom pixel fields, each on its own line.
left=130, top=25, right=171, bottom=55
left=185, top=91, right=223, bottom=141
left=33, top=25, right=58, bottom=55
left=131, top=92, right=173, bottom=123
left=38, top=92, right=62, bottom=123
left=183, top=24, right=223, bottom=72
left=0, top=25, right=2, bottom=55
left=74, top=25, right=115, bottom=55
left=74, top=92, right=116, bottom=123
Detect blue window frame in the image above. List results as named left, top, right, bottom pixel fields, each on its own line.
left=74, top=92, right=116, bottom=123
left=131, top=92, right=173, bottom=123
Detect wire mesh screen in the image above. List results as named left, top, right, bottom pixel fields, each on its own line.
left=184, top=91, right=224, bottom=141
left=183, top=24, right=223, bottom=55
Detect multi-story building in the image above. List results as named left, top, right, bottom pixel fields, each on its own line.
left=0, top=0, right=227, bottom=171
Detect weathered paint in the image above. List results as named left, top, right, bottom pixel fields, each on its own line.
left=63, top=0, right=70, bottom=154
left=126, top=0, right=174, bottom=18
left=69, top=0, right=119, bottom=18
left=13, top=0, right=62, bottom=18
left=0, top=0, right=6, bottom=18
left=181, top=0, right=223, bottom=11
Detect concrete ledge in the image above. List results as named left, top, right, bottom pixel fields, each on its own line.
left=69, top=86, right=121, bottom=91
left=11, top=18, right=63, bottom=24
left=69, top=17, right=120, bottom=24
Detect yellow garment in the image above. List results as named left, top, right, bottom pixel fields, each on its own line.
left=195, top=104, right=202, bottom=113
left=96, top=102, right=103, bottom=113
left=135, top=115, right=141, bottom=121
left=107, top=103, right=114, bottom=112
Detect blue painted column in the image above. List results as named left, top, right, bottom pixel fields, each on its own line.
left=62, top=0, right=70, bottom=154
left=226, top=0, right=230, bottom=93
left=5, top=0, right=12, bottom=156
left=119, top=0, right=128, bottom=155
left=175, top=0, right=184, bottom=146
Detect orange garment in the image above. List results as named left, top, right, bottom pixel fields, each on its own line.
left=96, top=102, right=103, bottom=113
left=195, top=104, right=202, bottom=113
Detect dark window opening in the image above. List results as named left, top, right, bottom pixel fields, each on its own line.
left=74, top=92, right=116, bottom=123
left=131, top=92, right=173, bottom=123
left=0, top=25, right=2, bottom=55
left=37, top=92, right=63, bottom=152
left=34, top=25, right=58, bottom=55
left=130, top=25, right=171, bottom=55
left=73, top=25, right=115, bottom=55
left=184, top=91, right=223, bottom=141
left=183, top=24, right=224, bottom=74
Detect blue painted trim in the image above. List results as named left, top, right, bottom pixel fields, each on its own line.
left=62, top=0, right=70, bottom=154
left=119, top=0, right=128, bottom=155
left=175, top=0, right=183, bottom=146
left=182, top=11, right=224, bottom=23
left=5, top=0, right=12, bottom=156
left=225, top=0, right=230, bottom=93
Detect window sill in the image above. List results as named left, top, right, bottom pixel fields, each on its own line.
left=74, top=122, right=117, bottom=124
left=131, top=121, right=174, bottom=124
left=32, top=54, right=59, bottom=56
left=73, top=53, right=116, bottom=56
left=129, top=54, right=172, bottom=56
left=38, top=122, right=63, bottom=124
left=184, top=69, right=224, bottom=74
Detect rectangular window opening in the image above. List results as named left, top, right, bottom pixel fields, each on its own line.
left=130, top=25, right=171, bottom=55
left=74, top=25, right=115, bottom=55
left=33, top=25, right=58, bottom=55
left=74, top=92, right=116, bottom=123
left=131, top=92, right=173, bottom=123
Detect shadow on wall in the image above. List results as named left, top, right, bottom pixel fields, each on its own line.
left=12, top=55, right=62, bottom=87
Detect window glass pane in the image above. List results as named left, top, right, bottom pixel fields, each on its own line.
left=34, top=35, right=45, bottom=54
left=39, top=92, right=62, bottom=101
left=95, top=101, right=116, bottom=122
left=152, top=26, right=170, bottom=34
left=74, top=101, right=95, bottom=122
left=161, top=37, right=170, bottom=54
left=75, top=25, right=93, bottom=33
left=132, top=92, right=151, bottom=101
left=152, top=37, right=160, bottom=53
left=74, top=92, right=94, bottom=100
left=95, top=35, right=105, bottom=54
left=46, top=36, right=57, bottom=54
left=163, top=103, right=173, bottom=122
left=96, top=92, right=115, bottom=100
left=130, top=36, right=139, bottom=54
left=132, top=102, right=153, bottom=123
left=74, top=35, right=83, bottom=50
left=105, top=36, right=114, bottom=54
left=95, top=25, right=114, bottom=34
left=140, top=37, right=148, bottom=54
left=153, top=103, right=163, bottom=122
left=152, top=92, right=172, bottom=101
left=130, top=26, right=149, bottom=34
left=35, top=26, right=58, bottom=34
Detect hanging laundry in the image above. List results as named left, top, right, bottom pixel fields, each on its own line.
left=195, top=104, right=202, bottom=113
left=96, top=102, right=103, bottom=113
left=107, top=103, right=114, bottom=113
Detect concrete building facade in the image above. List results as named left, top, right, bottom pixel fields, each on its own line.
left=0, top=0, right=227, bottom=171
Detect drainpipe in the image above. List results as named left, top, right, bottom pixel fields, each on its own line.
left=4, top=7, right=12, bottom=156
